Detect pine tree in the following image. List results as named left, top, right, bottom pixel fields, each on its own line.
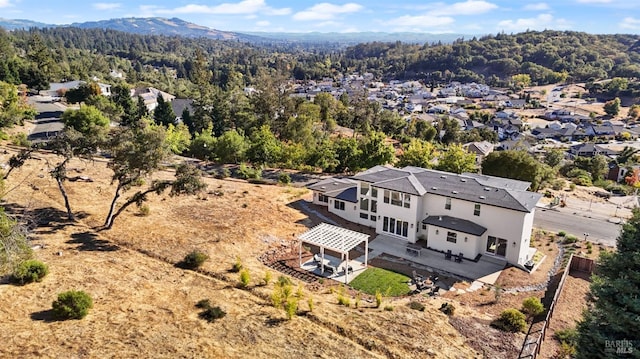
left=153, top=94, right=176, bottom=127
left=575, top=208, right=640, bottom=358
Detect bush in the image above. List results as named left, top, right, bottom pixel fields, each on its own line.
left=13, top=259, right=48, bottom=284
left=284, top=297, right=298, bottom=319
left=52, top=290, right=93, bottom=320
left=237, top=163, right=262, bottom=180
left=439, top=302, right=455, bottom=316
left=199, top=306, right=226, bottom=322
left=263, top=270, right=272, bottom=286
left=375, top=288, right=382, bottom=308
left=278, top=172, right=292, bottom=185
left=494, top=308, right=527, bottom=332
left=555, top=328, right=578, bottom=346
left=181, top=250, right=209, bottom=269
left=408, top=301, right=426, bottom=311
left=231, top=256, right=243, bottom=272
left=557, top=231, right=566, bottom=237
left=10, top=133, right=30, bottom=147
left=307, top=297, right=314, bottom=312
left=138, top=204, right=150, bottom=216
left=384, top=305, right=394, bottom=311
left=563, top=235, right=578, bottom=244
left=337, top=294, right=350, bottom=307
left=521, top=297, right=545, bottom=318
left=196, top=299, right=211, bottom=309
left=239, top=269, right=250, bottom=288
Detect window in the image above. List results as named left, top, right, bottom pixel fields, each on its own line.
left=382, top=216, right=409, bottom=237
left=391, top=192, right=402, bottom=206
left=359, top=213, right=368, bottom=219
left=445, top=198, right=452, bottom=210
left=371, top=215, right=377, bottom=222
left=474, top=203, right=481, bottom=216
left=486, top=236, right=507, bottom=257
left=383, top=189, right=411, bottom=208
left=447, top=231, right=457, bottom=243
left=360, top=198, right=369, bottom=211
left=422, top=224, right=427, bottom=230
left=360, top=182, right=369, bottom=195
left=318, top=194, right=329, bottom=203
left=403, top=194, right=411, bottom=208
left=371, top=200, right=377, bottom=213
left=383, top=190, right=390, bottom=204
left=371, top=188, right=378, bottom=198
left=334, top=200, right=345, bottom=211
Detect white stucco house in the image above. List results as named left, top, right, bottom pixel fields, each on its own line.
left=308, top=166, right=542, bottom=267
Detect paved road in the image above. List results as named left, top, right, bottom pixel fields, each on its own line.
left=27, top=96, right=65, bottom=143
left=534, top=207, right=622, bottom=247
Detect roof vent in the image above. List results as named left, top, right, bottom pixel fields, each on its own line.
left=438, top=216, right=442, bottom=221
left=484, top=187, right=490, bottom=191
left=480, top=195, right=486, bottom=199
left=452, top=191, right=458, bottom=194
left=431, top=186, right=438, bottom=190
left=460, top=179, right=467, bottom=182
left=320, top=186, right=326, bottom=189
left=440, top=175, right=447, bottom=179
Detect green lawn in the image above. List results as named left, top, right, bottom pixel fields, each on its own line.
left=349, top=267, right=411, bottom=297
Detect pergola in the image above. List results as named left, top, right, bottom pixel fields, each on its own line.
left=298, top=223, right=370, bottom=283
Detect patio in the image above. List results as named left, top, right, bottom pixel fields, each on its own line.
left=299, top=254, right=368, bottom=284
left=368, top=235, right=506, bottom=284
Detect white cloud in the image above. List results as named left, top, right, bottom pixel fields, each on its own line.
left=524, top=3, right=550, bottom=11
left=621, top=17, right=640, bottom=30
left=145, top=0, right=291, bottom=17
left=429, top=0, right=498, bottom=16
left=497, top=13, right=571, bottom=32
left=385, top=15, right=455, bottom=29
left=575, top=0, right=612, bottom=3
left=293, top=3, right=363, bottom=21
left=0, top=0, right=12, bottom=8
left=256, top=20, right=270, bottom=27
left=93, top=2, right=121, bottom=10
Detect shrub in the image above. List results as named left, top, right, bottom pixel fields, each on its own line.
left=277, top=275, right=292, bottom=287
left=408, top=301, right=426, bottom=311
left=586, top=242, right=593, bottom=250
left=439, top=302, right=455, bottom=316
left=563, top=235, right=578, bottom=244
left=384, top=305, right=394, bottom=311
left=138, top=204, right=150, bottom=216
left=263, top=270, right=272, bottom=286
left=278, top=172, right=292, bottom=185
left=10, top=133, right=30, bottom=147
left=182, top=250, right=209, bottom=269
left=52, top=290, right=93, bottom=320
left=521, top=297, right=545, bottom=318
left=307, top=297, right=314, bottom=312
left=558, top=231, right=566, bottom=237
left=494, top=308, right=527, bottom=332
left=199, top=306, right=226, bottom=322
left=284, top=297, right=298, bottom=319
left=375, top=288, right=382, bottom=308
left=555, top=328, right=578, bottom=346
left=239, top=269, right=250, bottom=288
left=231, top=256, right=243, bottom=272
left=337, top=294, right=350, bottom=307
left=13, top=259, right=48, bottom=284
left=196, top=299, right=211, bottom=309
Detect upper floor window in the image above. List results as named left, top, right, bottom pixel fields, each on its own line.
left=334, top=200, right=345, bottom=211
left=360, top=182, right=369, bottom=195
left=318, top=194, right=329, bottom=203
left=474, top=203, right=481, bottom=216
left=445, top=198, right=452, bottom=210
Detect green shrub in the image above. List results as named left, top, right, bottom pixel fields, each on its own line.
left=231, top=256, right=243, bottom=272
left=237, top=163, right=262, bottom=180
left=384, top=305, right=394, bottom=311
left=307, top=297, right=314, bottom=312
left=199, top=305, right=226, bottom=322
left=555, top=328, right=578, bottom=346
left=215, top=168, right=231, bottom=179
left=551, top=179, right=564, bottom=191
left=10, top=133, right=30, bottom=147
left=284, top=297, right=298, bottom=319
left=408, top=301, right=426, bottom=311
left=337, top=294, right=350, bottom=307
left=375, top=288, right=382, bottom=308
left=138, top=204, right=150, bottom=216
left=263, top=270, right=272, bottom=286
left=563, top=235, right=578, bottom=244
left=278, top=172, right=292, bottom=185
left=494, top=308, right=527, bottom=332
left=521, top=297, right=545, bottom=318
left=277, top=275, right=292, bottom=287
left=13, top=259, right=48, bottom=284
left=239, top=269, right=250, bottom=288
left=196, top=299, right=211, bottom=309
left=182, top=250, right=209, bottom=269
left=586, top=242, right=593, bottom=250
left=569, top=183, right=576, bottom=191
left=439, top=302, right=455, bottom=316
left=52, top=290, right=93, bottom=320
left=558, top=231, right=566, bottom=237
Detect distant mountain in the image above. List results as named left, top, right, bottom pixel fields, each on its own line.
left=0, top=18, right=53, bottom=30
left=69, top=17, right=261, bottom=42
left=244, top=31, right=469, bottom=45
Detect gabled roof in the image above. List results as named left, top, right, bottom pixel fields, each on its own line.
left=351, top=166, right=541, bottom=213
left=422, top=215, right=487, bottom=236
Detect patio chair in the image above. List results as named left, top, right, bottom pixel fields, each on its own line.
left=445, top=250, right=452, bottom=260
left=326, top=264, right=339, bottom=275
left=455, top=252, right=464, bottom=263
left=430, top=286, right=441, bottom=296
left=313, top=254, right=320, bottom=263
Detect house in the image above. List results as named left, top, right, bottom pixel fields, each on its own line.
left=309, top=166, right=542, bottom=267
left=569, top=143, right=618, bottom=158
left=42, top=80, right=111, bottom=98
left=463, top=141, right=495, bottom=166
left=131, top=87, right=176, bottom=112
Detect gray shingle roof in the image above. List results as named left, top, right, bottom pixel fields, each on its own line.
left=327, top=187, right=358, bottom=203
left=422, top=215, right=487, bottom=236
left=307, top=178, right=356, bottom=193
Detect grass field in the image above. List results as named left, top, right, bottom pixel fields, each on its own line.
left=349, top=267, right=411, bottom=296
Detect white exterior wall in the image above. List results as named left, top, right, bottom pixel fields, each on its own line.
left=374, top=191, right=421, bottom=243
left=422, top=193, right=532, bottom=265
left=311, top=191, right=329, bottom=206
left=327, top=198, right=360, bottom=224
left=426, top=225, right=485, bottom=260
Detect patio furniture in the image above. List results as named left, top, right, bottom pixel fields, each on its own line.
left=455, top=252, right=464, bottom=263
left=430, top=286, right=441, bottom=296
left=313, top=254, right=320, bottom=263
left=406, top=243, right=421, bottom=256
left=445, top=250, right=452, bottom=260
left=341, top=265, right=354, bottom=274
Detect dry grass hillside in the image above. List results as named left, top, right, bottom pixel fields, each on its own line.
left=0, top=147, right=479, bottom=359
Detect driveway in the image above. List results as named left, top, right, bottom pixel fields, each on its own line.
left=534, top=207, right=622, bottom=247
left=27, top=95, right=66, bottom=143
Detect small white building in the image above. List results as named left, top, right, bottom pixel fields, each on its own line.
left=309, top=166, right=542, bottom=267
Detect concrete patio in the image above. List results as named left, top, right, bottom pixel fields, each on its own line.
left=367, top=235, right=506, bottom=284
left=300, top=254, right=367, bottom=284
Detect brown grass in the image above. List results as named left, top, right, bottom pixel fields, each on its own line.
left=0, top=147, right=479, bottom=359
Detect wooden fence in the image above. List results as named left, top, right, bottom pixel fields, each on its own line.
left=517, top=255, right=595, bottom=359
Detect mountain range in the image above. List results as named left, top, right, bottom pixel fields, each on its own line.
left=0, top=17, right=467, bottom=45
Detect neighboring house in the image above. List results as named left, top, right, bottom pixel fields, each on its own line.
left=463, top=141, right=495, bottom=166
left=131, top=87, right=176, bottom=112
left=309, top=165, right=542, bottom=267
left=569, top=143, right=618, bottom=158
left=42, top=80, right=111, bottom=98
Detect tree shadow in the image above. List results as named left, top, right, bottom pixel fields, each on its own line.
left=67, top=231, right=119, bottom=252
left=1, top=203, right=87, bottom=236
left=30, top=309, right=61, bottom=323
left=264, top=316, right=287, bottom=327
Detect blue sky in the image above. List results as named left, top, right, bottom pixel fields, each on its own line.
left=1, top=0, right=639, bottom=34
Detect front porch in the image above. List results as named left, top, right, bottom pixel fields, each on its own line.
left=368, top=234, right=506, bottom=284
